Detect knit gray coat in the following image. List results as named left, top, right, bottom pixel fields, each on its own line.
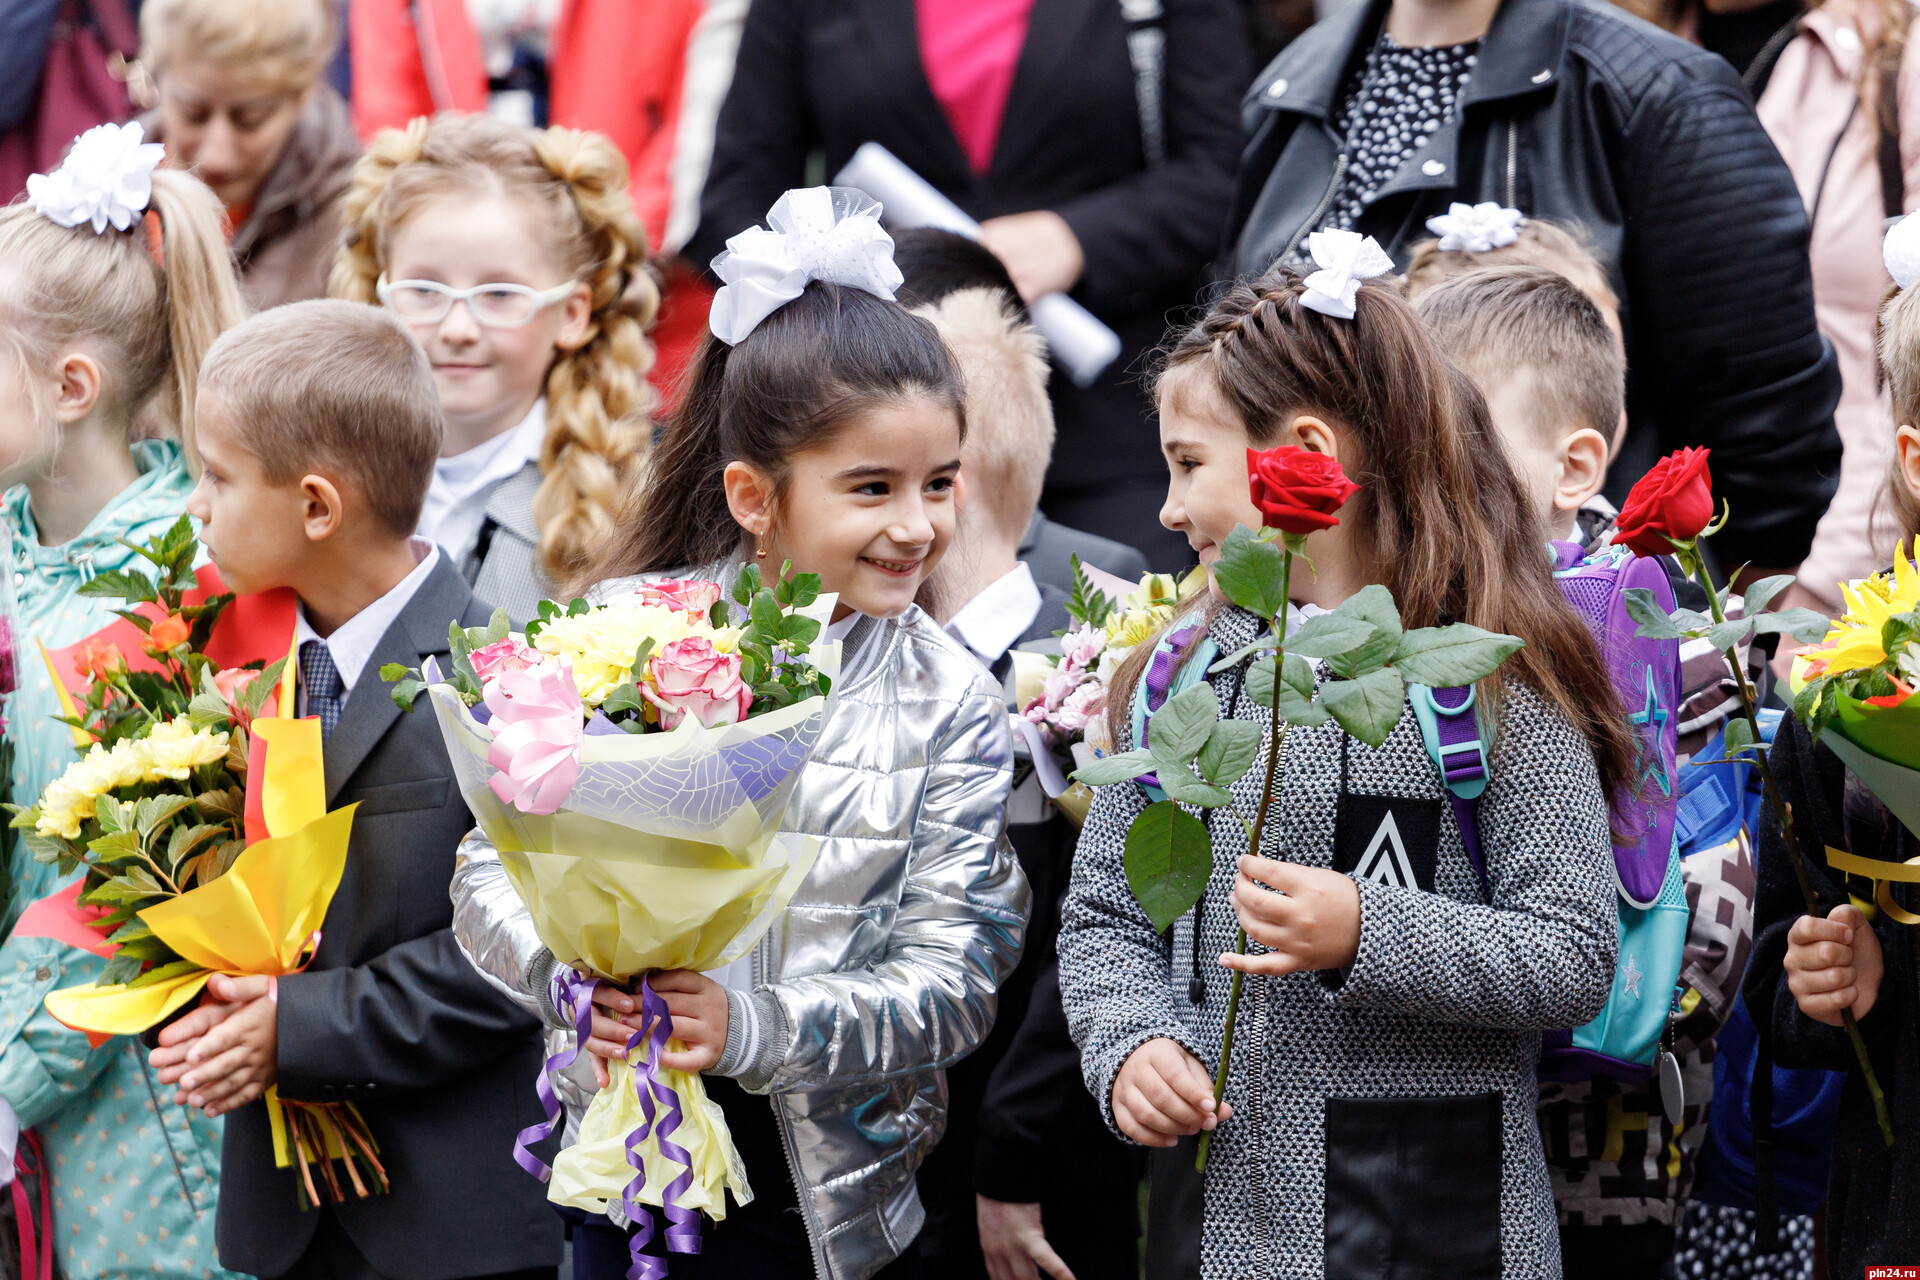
left=1059, top=604, right=1617, bottom=1279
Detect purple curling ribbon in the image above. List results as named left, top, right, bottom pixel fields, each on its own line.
left=514, top=969, right=601, bottom=1180
left=1137, top=625, right=1201, bottom=791
left=617, top=976, right=703, bottom=1280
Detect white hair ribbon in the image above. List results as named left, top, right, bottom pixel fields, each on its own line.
left=1299, top=229, right=1394, bottom=320
left=26, top=122, right=165, bottom=234
left=1425, top=202, right=1526, bottom=254
left=708, top=186, right=904, bottom=345
left=1887, top=211, right=1920, bottom=291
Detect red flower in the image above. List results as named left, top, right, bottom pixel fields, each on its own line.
left=1246, top=446, right=1360, bottom=535
left=146, top=614, right=191, bottom=653
left=1615, top=447, right=1714, bottom=558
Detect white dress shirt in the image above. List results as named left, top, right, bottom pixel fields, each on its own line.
left=293, top=541, right=441, bottom=706
left=418, top=401, right=546, bottom=566
left=944, top=561, right=1043, bottom=669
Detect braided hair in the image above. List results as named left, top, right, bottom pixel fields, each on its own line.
left=329, top=114, right=660, bottom=584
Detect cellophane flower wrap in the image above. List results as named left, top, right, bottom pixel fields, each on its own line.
left=1792, top=545, right=1920, bottom=916
left=392, top=563, right=840, bottom=1267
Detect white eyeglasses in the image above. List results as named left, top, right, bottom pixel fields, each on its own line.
left=375, top=274, right=579, bottom=328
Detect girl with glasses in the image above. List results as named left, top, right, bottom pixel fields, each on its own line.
left=330, top=112, right=656, bottom=625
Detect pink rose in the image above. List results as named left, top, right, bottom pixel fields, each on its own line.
left=1059, top=625, right=1106, bottom=672
left=213, top=668, right=276, bottom=728
left=643, top=636, right=752, bottom=730
left=471, top=636, right=540, bottom=683
left=484, top=661, right=585, bottom=815
left=632, top=578, right=725, bottom=615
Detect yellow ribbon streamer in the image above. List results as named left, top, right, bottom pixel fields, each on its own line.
left=1825, top=846, right=1920, bottom=926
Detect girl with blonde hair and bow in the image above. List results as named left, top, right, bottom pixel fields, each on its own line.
left=452, top=187, right=1027, bottom=1280
left=330, top=112, right=656, bottom=626
left=0, top=123, right=247, bottom=1280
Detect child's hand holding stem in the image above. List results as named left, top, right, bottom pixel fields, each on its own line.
left=1223, top=856, right=1362, bottom=975
left=1787, top=904, right=1885, bottom=1026
left=580, top=970, right=730, bottom=1087
left=1112, top=1038, right=1231, bottom=1147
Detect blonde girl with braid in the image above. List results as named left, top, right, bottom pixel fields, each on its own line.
left=330, top=113, right=658, bottom=624
left=0, top=126, right=246, bottom=1280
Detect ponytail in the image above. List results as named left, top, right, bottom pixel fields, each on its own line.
left=147, top=168, right=247, bottom=469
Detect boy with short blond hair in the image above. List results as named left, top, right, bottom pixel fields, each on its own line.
left=149, top=300, right=561, bottom=1280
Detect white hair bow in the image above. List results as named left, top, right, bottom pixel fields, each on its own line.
left=26, top=121, right=165, bottom=234
left=708, top=187, right=904, bottom=345
left=1887, top=211, right=1920, bottom=290
left=1300, top=229, right=1394, bottom=320
left=1425, top=202, right=1526, bottom=254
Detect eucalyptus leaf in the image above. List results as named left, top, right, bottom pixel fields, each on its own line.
left=1740, top=575, right=1797, bottom=618
left=1211, top=525, right=1289, bottom=619
left=1390, top=625, right=1525, bottom=687
left=1122, top=800, right=1213, bottom=932
left=1622, top=589, right=1688, bottom=640
left=1753, top=608, right=1835, bottom=646
left=1072, top=749, right=1157, bottom=786
left=1196, top=719, right=1262, bottom=788
left=1285, top=613, right=1376, bottom=660
left=1320, top=668, right=1405, bottom=747
left=1148, top=683, right=1219, bottom=762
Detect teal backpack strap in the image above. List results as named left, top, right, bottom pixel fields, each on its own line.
left=1127, top=623, right=1218, bottom=803
left=1409, top=682, right=1491, bottom=896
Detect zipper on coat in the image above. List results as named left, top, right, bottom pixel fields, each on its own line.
left=137, top=1049, right=199, bottom=1208
left=1505, top=118, right=1519, bottom=208
left=1282, top=152, right=1350, bottom=263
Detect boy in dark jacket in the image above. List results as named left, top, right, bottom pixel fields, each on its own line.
left=149, top=300, right=562, bottom=1280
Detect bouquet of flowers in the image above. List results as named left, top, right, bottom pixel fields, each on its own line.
left=1790, top=545, right=1920, bottom=917
left=392, top=562, right=840, bottom=1277
left=1, top=519, right=374, bottom=1203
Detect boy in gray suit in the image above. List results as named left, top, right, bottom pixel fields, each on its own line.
left=149, top=301, right=562, bottom=1280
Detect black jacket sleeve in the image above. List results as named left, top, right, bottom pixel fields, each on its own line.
left=273, top=928, right=543, bottom=1096
left=1622, top=57, right=1841, bottom=569
left=1051, top=0, right=1247, bottom=317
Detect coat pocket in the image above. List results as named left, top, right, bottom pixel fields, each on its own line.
left=348, top=775, right=452, bottom=817
left=1324, top=1092, right=1503, bottom=1280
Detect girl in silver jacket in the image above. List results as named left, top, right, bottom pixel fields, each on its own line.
left=451, top=212, right=1028, bottom=1280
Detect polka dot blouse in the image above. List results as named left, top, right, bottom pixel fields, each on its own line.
left=1324, top=31, right=1479, bottom=234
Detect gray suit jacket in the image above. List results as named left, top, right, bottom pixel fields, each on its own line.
left=215, top=556, right=562, bottom=1280
left=465, top=461, right=552, bottom=629
left=1019, top=512, right=1148, bottom=596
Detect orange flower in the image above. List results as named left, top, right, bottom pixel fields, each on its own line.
left=74, top=637, right=123, bottom=683
left=147, top=614, right=191, bottom=653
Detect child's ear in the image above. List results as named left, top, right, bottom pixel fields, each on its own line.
left=553, top=282, right=595, bottom=352
left=1288, top=415, right=1340, bottom=463
left=1898, top=424, right=1920, bottom=507
left=299, top=474, right=347, bottom=543
left=53, top=351, right=103, bottom=425
left=1552, top=428, right=1611, bottom=515
left=722, top=461, right=777, bottom=541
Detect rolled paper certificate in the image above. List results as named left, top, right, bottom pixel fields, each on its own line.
left=833, top=142, right=1123, bottom=387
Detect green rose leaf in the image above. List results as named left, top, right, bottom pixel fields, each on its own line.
left=1740, top=574, right=1797, bottom=618
left=1072, top=749, right=1158, bottom=786
left=1320, top=668, right=1405, bottom=747
left=1326, top=625, right=1402, bottom=680
left=1720, top=715, right=1758, bottom=758
left=1390, top=624, right=1525, bottom=687
left=1149, top=682, right=1219, bottom=762
left=1208, top=634, right=1278, bottom=675
left=1123, top=800, right=1214, bottom=932
left=1622, top=588, right=1689, bottom=640
left=1333, top=584, right=1402, bottom=639
left=1196, top=719, right=1262, bottom=788
left=1155, top=766, right=1233, bottom=808
left=1247, top=658, right=1329, bottom=726
left=1285, top=613, right=1376, bottom=660
left=1211, top=525, right=1290, bottom=619
left=1706, top=617, right=1753, bottom=652
left=1753, top=607, right=1835, bottom=646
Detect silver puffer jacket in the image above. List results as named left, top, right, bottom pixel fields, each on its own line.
left=451, top=585, right=1028, bottom=1280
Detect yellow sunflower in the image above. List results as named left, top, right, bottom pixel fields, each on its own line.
left=1810, top=542, right=1920, bottom=678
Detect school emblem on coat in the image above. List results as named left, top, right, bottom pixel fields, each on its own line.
left=1333, top=794, right=1443, bottom=893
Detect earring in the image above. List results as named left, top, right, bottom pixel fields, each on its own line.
left=755, top=536, right=767, bottom=561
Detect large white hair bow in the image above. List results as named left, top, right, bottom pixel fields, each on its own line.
left=1300, top=229, right=1394, bottom=320
left=1425, top=202, right=1526, bottom=254
left=1887, top=211, right=1920, bottom=290
left=708, top=187, right=904, bottom=345
left=26, top=122, right=165, bottom=234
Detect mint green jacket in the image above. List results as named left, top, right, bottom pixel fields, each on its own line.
left=0, top=441, right=241, bottom=1280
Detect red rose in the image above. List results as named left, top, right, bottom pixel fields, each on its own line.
left=1614, top=447, right=1714, bottom=558
left=1246, top=446, right=1360, bottom=535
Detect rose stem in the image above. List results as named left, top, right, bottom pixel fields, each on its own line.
left=1197, top=544, right=1292, bottom=1173
left=1687, top=543, right=1893, bottom=1146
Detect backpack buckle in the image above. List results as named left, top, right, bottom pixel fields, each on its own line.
left=1410, top=683, right=1489, bottom=800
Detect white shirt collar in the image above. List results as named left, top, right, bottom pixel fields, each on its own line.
left=294, top=540, right=441, bottom=696
left=417, top=400, right=546, bottom=561
left=945, top=562, right=1043, bottom=666
left=823, top=610, right=862, bottom=643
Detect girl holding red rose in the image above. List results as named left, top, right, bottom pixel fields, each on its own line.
left=1058, top=270, right=1638, bottom=1280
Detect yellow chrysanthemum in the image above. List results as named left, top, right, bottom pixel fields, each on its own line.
left=34, top=738, right=148, bottom=839
left=1811, top=542, right=1920, bottom=677
left=137, top=719, right=230, bottom=782
left=533, top=605, right=739, bottom=707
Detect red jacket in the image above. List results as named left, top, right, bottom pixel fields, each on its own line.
left=350, top=0, right=713, bottom=405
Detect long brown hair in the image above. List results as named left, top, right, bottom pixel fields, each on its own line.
left=331, top=113, right=658, bottom=585
left=1115, top=271, right=1638, bottom=814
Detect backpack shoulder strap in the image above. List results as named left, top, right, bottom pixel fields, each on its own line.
left=1409, top=682, right=1491, bottom=896
left=1128, top=622, right=1218, bottom=802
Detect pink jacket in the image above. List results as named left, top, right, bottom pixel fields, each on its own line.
left=1759, top=0, right=1920, bottom=603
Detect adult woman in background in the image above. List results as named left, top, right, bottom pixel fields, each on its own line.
left=688, top=0, right=1248, bottom=572
left=140, top=0, right=359, bottom=309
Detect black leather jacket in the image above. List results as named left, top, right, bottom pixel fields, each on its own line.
left=1229, top=0, right=1842, bottom=569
